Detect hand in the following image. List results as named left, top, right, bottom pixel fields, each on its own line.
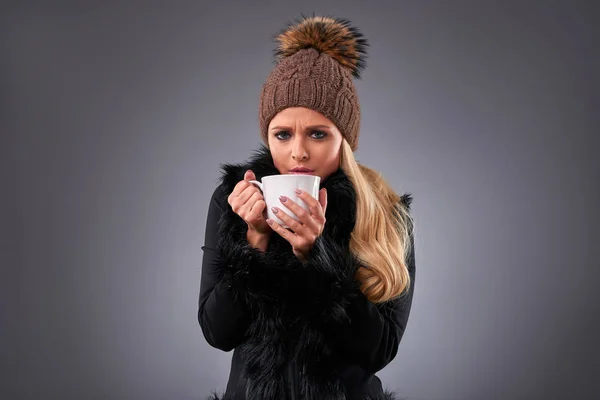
left=266, top=187, right=328, bottom=262
left=227, top=170, right=272, bottom=236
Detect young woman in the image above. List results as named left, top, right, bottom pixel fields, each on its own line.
left=198, top=15, right=416, bottom=400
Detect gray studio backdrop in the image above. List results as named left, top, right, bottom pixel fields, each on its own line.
left=3, top=1, right=599, bottom=400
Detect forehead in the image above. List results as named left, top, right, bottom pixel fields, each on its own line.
left=270, top=107, right=332, bottom=125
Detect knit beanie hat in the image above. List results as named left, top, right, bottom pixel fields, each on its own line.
left=258, top=15, right=369, bottom=152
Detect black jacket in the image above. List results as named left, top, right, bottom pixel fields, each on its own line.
left=198, top=145, right=416, bottom=400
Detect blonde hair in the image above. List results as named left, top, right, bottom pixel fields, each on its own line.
left=339, top=139, right=414, bottom=304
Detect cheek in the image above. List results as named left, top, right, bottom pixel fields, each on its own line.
left=321, top=148, right=341, bottom=170
left=273, top=158, right=284, bottom=172
left=268, top=144, right=286, bottom=173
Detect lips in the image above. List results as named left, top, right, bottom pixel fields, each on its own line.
left=290, top=167, right=314, bottom=174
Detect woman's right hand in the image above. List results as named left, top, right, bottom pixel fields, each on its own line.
left=227, top=170, right=272, bottom=236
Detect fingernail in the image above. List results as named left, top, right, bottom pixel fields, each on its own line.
left=266, top=219, right=273, bottom=225
left=279, top=195, right=287, bottom=202
left=295, top=189, right=302, bottom=195
left=271, top=207, right=279, bottom=214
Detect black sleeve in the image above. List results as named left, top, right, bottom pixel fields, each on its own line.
left=328, top=234, right=416, bottom=374
left=214, top=190, right=309, bottom=307
left=197, top=185, right=252, bottom=352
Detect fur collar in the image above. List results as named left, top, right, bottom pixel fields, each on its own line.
left=210, top=145, right=409, bottom=399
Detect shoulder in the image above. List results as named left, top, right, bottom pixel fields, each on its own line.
left=396, top=192, right=414, bottom=225
left=215, top=145, right=281, bottom=195
left=399, top=193, right=413, bottom=211
left=209, top=182, right=229, bottom=210
left=217, top=163, right=247, bottom=197
left=392, top=192, right=415, bottom=239
left=208, top=145, right=280, bottom=213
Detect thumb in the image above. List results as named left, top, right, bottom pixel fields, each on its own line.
left=319, top=188, right=328, bottom=215
left=244, top=169, right=256, bottom=181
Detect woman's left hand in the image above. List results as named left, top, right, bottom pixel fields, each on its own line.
left=267, top=188, right=328, bottom=262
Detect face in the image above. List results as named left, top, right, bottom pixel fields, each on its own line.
left=267, top=107, right=343, bottom=181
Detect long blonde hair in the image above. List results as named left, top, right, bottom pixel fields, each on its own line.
left=339, top=139, right=414, bottom=304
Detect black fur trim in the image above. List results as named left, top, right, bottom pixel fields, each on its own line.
left=208, top=144, right=412, bottom=399
left=214, top=144, right=359, bottom=313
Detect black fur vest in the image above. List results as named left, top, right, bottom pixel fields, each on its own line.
left=207, top=145, right=412, bottom=400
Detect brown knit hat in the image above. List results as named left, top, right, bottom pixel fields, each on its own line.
left=258, top=15, right=369, bottom=152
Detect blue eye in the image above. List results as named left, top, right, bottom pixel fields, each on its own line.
left=274, top=130, right=327, bottom=140
left=311, top=130, right=327, bottom=139
left=274, top=131, right=291, bottom=140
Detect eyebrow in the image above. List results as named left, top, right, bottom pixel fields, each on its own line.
left=270, top=125, right=331, bottom=131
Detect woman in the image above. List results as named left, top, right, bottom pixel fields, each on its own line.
left=198, top=15, right=416, bottom=400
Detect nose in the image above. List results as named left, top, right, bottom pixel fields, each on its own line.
left=291, top=138, right=308, bottom=161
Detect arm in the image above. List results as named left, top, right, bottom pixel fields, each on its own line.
left=200, top=181, right=308, bottom=342
left=197, top=185, right=252, bottom=352
left=326, top=234, right=417, bottom=374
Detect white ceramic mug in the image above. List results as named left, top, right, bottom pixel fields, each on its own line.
left=249, top=174, right=321, bottom=229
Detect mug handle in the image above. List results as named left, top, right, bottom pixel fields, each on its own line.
left=248, top=180, right=263, bottom=192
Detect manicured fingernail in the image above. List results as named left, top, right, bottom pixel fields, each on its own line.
left=295, top=189, right=302, bottom=195
left=266, top=219, right=274, bottom=225
left=279, top=195, right=287, bottom=202
left=271, top=207, right=278, bottom=214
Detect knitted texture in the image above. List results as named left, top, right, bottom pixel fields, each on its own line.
left=258, top=16, right=368, bottom=152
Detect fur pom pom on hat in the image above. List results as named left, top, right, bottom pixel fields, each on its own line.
left=258, top=14, right=369, bottom=152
